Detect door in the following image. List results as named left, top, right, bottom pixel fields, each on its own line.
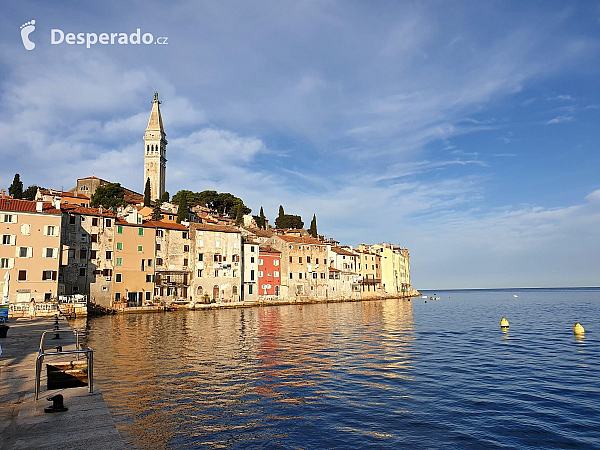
left=213, top=285, right=219, bottom=301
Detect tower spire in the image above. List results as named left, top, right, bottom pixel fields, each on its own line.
left=143, top=92, right=167, bottom=201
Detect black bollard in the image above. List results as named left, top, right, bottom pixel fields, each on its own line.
left=45, top=394, right=68, bottom=413
left=55, top=346, right=62, bottom=352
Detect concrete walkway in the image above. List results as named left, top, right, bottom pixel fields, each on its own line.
left=0, top=317, right=123, bottom=449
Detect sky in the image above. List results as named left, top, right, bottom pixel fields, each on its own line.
left=0, top=1, right=599, bottom=289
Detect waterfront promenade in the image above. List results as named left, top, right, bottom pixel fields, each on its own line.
left=0, top=317, right=123, bottom=449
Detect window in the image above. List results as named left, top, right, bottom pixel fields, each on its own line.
left=146, top=274, right=152, bottom=283
left=141, top=260, right=145, bottom=271
left=198, top=239, right=204, bottom=247
left=320, top=273, right=325, bottom=279
left=156, top=258, right=163, bottom=266
left=137, top=245, right=143, bottom=252
left=183, top=245, right=190, bottom=252
left=92, top=218, right=99, bottom=227
left=3, top=214, right=16, bottom=223
left=233, top=286, right=238, bottom=296
left=2, top=235, right=15, bottom=245
left=21, top=223, right=31, bottom=235
left=18, top=247, right=29, bottom=258
left=183, top=258, right=189, bottom=267
left=299, top=257, right=303, bottom=264
left=117, top=242, right=123, bottom=250
left=258, top=271, right=264, bottom=277
left=299, top=273, right=303, bottom=279
left=233, top=242, right=238, bottom=249
left=289, top=256, right=293, bottom=263
left=91, top=234, right=98, bottom=243
left=146, top=291, right=151, bottom=301
left=18, top=270, right=27, bottom=281
left=116, top=257, right=122, bottom=266
left=156, top=229, right=164, bottom=237
left=198, top=253, right=203, bottom=261
left=42, top=270, right=57, bottom=281
left=115, top=273, right=122, bottom=282
left=289, top=273, right=293, bottom=279
left=102, top=268, right=112, bottom=277
left=115, top=292, right=121, bottom=302
left=251, top=246, right=255, bottom=253
left=69, top=215, right=76, bottom=225
left=248, top=284, right=253, bottom=294
left=313, top=273, right=317, bottom=279
left=0, top=258, right=13, bottom=269
left=307, top=256, right=311, bottom=263
left=79, top=268, right=86, bottom=277
left=250, top=256, right=255, bottom=263
left=79, top=249, right=86, bottom=260
left=197, top=269, right=203, bottom=277
left=214, top=270, right=219, bottom=277
left=258, top=258, right=263, bottom=266
left=117, top=225, right=123, bottom=234
left=43, top=247, right=57, bottom=258
left=274, top=259, right=279, bottom=266
left=251, top=270, right=255, bottom=281
left=138, top=227, right=144, bottom=236
left=105, top=219, right=112, bottom=227
left=45, top=225, right=58, bottom=236
left=106, top=251, right=112, bottom=260
left=316, top=258, right=319, bottom=264
left=90, top=250, right=97, bottom=259
left=182, top=232, right=188, bottom=239
left=215, top=240, right=220, bottom=248
left=148, top=259, right=152, bottom=267
left=156, top=242, right=161, bottom=251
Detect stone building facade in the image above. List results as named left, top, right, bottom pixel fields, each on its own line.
left=143, top=92, right=167, bottom=201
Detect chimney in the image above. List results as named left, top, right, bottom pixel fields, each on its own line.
left=98, top=206, right=103, bottom=214
left=36, top=201, right=43, bottom=212
left=54, top=197, right=61, bottom=210
left=0, top=189, right=5, bottom=198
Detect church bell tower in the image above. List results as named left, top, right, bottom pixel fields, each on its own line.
left=143, top=92, right=167, bottom=201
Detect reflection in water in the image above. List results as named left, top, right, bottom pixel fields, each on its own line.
left=81, top=299, right=416, bottom=448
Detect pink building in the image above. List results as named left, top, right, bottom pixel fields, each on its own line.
left=258, top=245, right=281, bottom=297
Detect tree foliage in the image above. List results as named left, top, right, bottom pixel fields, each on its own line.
left=160, top=191, right=170, bottom=203
left=151, top=200, right=164, bottom=221
left=177, top=195, right=189, bottom=223
left=253, top=206, right=267, bottom=229
left=8, top=174, right=23, bottom=199
left=23, top=185, right=43, bottom=201
left=90, top=183, right=126, bottom=210
left=275, top=213, right=304, bottom=229
left=309, top=214, right=318, bottom=238
left=144, top=178, right=151, bottom=206
left=172, top=189, right=251, bottom=217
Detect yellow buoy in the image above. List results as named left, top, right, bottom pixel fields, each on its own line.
left=500, top=317, right=509, bottom=328
left=573, top=323, right=585, bottom=335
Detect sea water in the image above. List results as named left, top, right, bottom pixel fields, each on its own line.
left=82, top=288, right=600, bottom=448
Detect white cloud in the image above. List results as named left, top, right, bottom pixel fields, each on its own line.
left=546, top=115, right=574, bottom=124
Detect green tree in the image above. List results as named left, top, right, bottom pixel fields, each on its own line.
left=151, top=200, right=164, bottom=221
left=258, top=206, right=266, bottom=228
left=275, top=205, right=285, bottom=228
left=8, top=174, right=23, bottom=199
left=90, top=183, right=126, bottom=210
left=144, top=178, right=151, bottom=206
left=23, top=185, right=43, bottom=201
left=309, top=214, right=318, bottom=238
left=177, top=195, right=189, bottom=223
left=172, top=190, right=196, bottom=206
left=198, top=190, right=218, bottom=208
left=285, top=214, right=304, bottom=229
left=235, top=201, right=245, bottom=225
left=160, top=191, right=170, bottom=203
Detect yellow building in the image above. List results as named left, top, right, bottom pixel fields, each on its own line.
left=0, top=197, right=62, bottom=305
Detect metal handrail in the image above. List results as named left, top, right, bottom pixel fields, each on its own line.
left=35, top=348, right=94, bottom=400
left=39, top=330, right=80, bottom=358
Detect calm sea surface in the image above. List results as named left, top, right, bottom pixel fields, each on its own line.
left=79, top=288, right=600, bottom=449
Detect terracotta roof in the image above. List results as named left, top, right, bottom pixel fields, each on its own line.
left=276, top=235, right=325, bottom=245
left=61, top=204, right=116, bottom=217
left=331, top=247, right=357, bottom=257
left=0, top=199, right=61, bottom=215
left=259, top=245, right=281, bottom=254
left=242, top=226, right=274, bottom=237
left=328, top=267, right=341, bottom=272
left=143, top=220, right=188, bottom=231
left=78, top=176, right=104, bottom=180
left=40, top=190, right=90, bottom=200
left=190, top=223, right=241, bottom=233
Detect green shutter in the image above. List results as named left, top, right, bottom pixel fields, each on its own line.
left=116, top=242, right=123, bottom=250
left=138, top=228, right=144, bottom=236
left=116, top=257, right=122, bottom=266
left=117, top=225, right=123, bottom=234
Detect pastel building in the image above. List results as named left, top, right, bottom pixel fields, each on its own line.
left=0, top=197, right=62, bottom=305
left=258, top=245, right=281, bottom=298
left=242, top=241, right=259, bottom=301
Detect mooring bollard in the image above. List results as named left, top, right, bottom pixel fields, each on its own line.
left=45, top=394, right=68, bottom=413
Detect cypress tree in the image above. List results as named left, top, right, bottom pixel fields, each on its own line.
left=8, top=174, right=23, bottom=199
left=144, top=178, right=151, bottom=206
left=309, top=214, right=318, bottom=238
left=259, top=206, right=266, bottom=229
left=177, top=195, right=189, bottom=223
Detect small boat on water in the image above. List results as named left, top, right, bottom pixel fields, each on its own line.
left=422, top=295, right=428, bottom=299
left=513, top=295, right=518, bottom=298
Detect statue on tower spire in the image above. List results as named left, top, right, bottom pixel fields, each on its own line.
left=154, top=91, right=159, bottom=102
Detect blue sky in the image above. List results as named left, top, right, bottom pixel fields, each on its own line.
left=1, top=1, right=599, bottom=289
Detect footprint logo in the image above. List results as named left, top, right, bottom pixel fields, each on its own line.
left=20, top=20, right=36, bottom=50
